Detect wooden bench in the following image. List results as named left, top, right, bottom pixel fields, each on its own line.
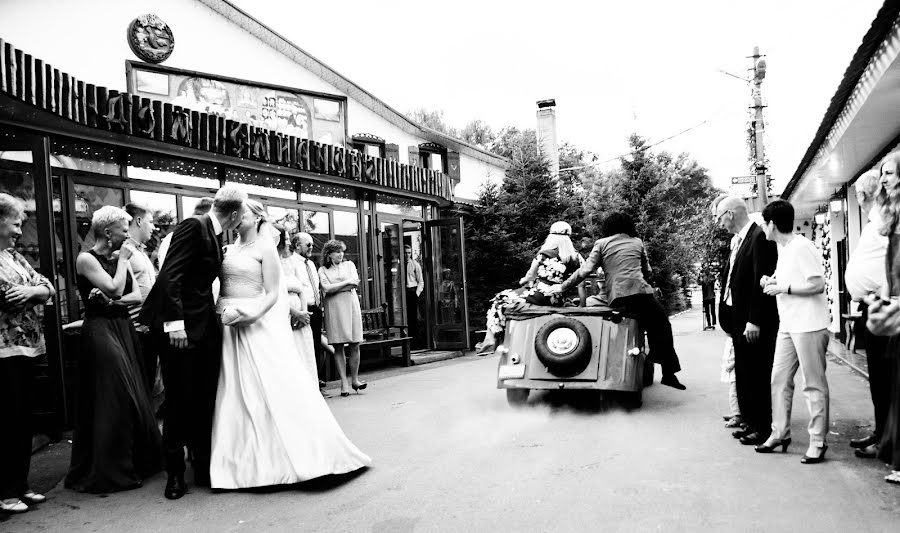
left=360, top=303, right=413, bottom=366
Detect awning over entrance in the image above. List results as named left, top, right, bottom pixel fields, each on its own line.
left=782, top=4, right=900, bottom=217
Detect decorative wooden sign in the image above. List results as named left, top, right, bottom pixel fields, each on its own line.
left=0, top=39, right=449, bottom=201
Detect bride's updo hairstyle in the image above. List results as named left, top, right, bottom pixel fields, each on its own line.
left=243, top=199, right=268, bottom=231
left=542, top=220, right=579, bottom=264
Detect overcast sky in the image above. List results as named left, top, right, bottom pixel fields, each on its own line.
left=231, top=0, right=884, bottom=193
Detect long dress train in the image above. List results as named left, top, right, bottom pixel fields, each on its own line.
left=210, top=249, right=370, bottom=489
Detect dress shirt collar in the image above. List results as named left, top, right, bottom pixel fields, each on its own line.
left=736, top=220, right=753, bottom=242
left=126, top=236, right=147, bottom=251
left=209, top=213, right=223, bottom=236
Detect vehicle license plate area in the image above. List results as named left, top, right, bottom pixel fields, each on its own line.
left=499, top=364, right=526, bottom=380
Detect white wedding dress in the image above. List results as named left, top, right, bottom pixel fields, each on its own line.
left=209, top=247, right=371, bottom=489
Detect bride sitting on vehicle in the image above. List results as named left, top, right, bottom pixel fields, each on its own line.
left=475, top=221, right=584, bottom=355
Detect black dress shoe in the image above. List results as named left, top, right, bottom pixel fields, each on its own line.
left=754, top=438, right=791, bottom=453
left=849, top=434, right=877, bottom=449
left=732, top=427, right=752, bottom=439
left=801, top=445, right=828, bottom=464
left=739, top=432, right=767, bottom=445
left=854, top=443, right=878, bottom=458
left=660, top=374, right=686, bottom=390
left=165, top=474, right=186, bottom=500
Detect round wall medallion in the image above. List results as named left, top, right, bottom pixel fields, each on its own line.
left=127, top=14, right=175, bottom=64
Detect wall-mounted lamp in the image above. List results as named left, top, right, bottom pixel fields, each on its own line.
left=815, top=212, right=826, bottom=225
left=830, top=199, right=843, bottom=212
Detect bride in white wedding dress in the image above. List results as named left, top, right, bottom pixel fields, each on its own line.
left=209, top=200, right=370, bottom=489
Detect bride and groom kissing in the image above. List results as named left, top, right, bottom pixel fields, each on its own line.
left=139, top=185, right=370, bottom=500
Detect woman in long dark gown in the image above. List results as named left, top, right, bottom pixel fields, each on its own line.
left=65, top=206, right=162, bottom=493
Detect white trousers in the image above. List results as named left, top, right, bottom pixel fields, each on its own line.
left=769, top=329, right=830, bottom=447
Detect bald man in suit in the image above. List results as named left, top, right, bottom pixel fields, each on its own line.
left=713, top=196, right=779, bottom=446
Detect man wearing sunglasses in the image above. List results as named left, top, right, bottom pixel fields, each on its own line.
left=292, top=232, right=332, bottom=398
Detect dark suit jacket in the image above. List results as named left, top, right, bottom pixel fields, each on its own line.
left=139, top=214, right=222, bottom=342
left=725, top=222, right=779, bottom=336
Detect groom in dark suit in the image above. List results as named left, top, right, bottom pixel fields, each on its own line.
left=713, top=196, right=779, bottom=446
left=140, top=185, right=247, bottom=499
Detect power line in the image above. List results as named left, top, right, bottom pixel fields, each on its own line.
left=559, top=104, right=734, bottom=173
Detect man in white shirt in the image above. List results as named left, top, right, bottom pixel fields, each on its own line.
left=292, top=232, right=331, bottom=398
left=124, top=202, right=159, bottom=396
left=845, top=171, right=890, bottom=457
left=405, top=245, right=424, bottom=349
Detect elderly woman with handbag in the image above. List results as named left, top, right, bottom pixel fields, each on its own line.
left=0, top=193, right=55, bottom=514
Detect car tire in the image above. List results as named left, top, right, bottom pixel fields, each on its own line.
left=534, top=317, right=593, bottom=377
left=643, top=356, right=655, bottom=387
left=506, top=388, right=529, bottom=406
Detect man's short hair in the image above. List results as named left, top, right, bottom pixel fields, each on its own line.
left=212, top=186, right=247, bottom=215
left=761, top=199, right=794, bottom=233
left=123, top=202, right=150, bottom=221
left=193, top=197, right=214, bottom=215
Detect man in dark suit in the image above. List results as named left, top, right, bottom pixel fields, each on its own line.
left=139, top=185, right=246, bottom=500
left=713, top=196, right=779, bottom=446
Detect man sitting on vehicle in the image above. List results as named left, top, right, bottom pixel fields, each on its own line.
left=551, top=212, right=686, bottom=390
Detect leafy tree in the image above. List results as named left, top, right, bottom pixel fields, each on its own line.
left=459, top=119, right=496, bottom=149
left=406, top=108, right=459, bottom=138
left=580, top=134, right=722, bottom=311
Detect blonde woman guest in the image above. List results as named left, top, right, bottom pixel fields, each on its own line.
left=273, top=224, right=318, bottom=387
left=866, top=151, right=900, bottom=485
left=319, top=239, right=366, bottom=397
left=476, top=221, right=584, bottom=354
left=0, top=193, right=55, bottom=514
left=66, top=206, right=162, bottom=493
left=755, top=200, right=831, bottom=464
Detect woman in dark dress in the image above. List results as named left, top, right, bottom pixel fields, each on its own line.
left=476, top=221, right=584, bottom=354
left=65, top=206, right=162, bottom=493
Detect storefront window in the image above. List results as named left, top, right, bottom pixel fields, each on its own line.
left=126, top=152, right=220, bottom=189
left=179, top=195, right=199, bottom=219
left=375, top=193, right=424, bottom=218
left=334, top=210, right=361, bottom=303
left=302, top=210, right=330, bottom=264
left=129, top=190, right=177, bottom=267
left=364, top=214, right=375, bottom=308
left=73, top=184, right=125, bottom=253
left=301, top=181, right=357, bottom=208
left=225, top=169, right=296, bottom=200
left=267, top=206, right=301, bottom=238
left=0, top=169, right=40, bottom=268
left=51, top=139, right=120, bottom=175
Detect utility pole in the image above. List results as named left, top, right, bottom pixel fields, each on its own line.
left=749, top=46, right=768, bottom=206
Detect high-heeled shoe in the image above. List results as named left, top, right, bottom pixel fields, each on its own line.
left=340, top=391, right=350, bottom=397
left=352, top=381, right=367, bottom=392
left=475, top=342, right=495, bottom=355
left=800, top=445, right=828, bottom=464
left=754, top=438, right=791, bottom=453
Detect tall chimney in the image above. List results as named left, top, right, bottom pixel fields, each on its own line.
left=536, top=99, right=559, bottom=178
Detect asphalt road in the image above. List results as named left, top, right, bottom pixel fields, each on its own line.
left=5, top=307, right=900, bottom=532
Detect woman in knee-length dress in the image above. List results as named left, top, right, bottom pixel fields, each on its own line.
left=319, top=239, right=365, bottom=398
left=210, top=201, right=369, bottom=489
left=66, top=206, right=162, bottom=493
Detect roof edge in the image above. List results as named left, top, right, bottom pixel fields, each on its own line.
left=782, top=0, right=900, bottom=199
left=200, top=0, right=509, bottom=168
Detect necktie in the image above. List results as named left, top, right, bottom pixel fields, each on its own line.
left=723, top=235, right=742, bottom=304
left=304, top=258, right=320, bottom=306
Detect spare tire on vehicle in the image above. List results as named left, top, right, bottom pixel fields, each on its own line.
left=534, top=317, right=593, bottom=377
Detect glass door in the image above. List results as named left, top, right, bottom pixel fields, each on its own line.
left=378, top=220, right=405, bottom=328
left=0, top=131, right=66, bottom=434
left=424, top=218, right=469, bottom=349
